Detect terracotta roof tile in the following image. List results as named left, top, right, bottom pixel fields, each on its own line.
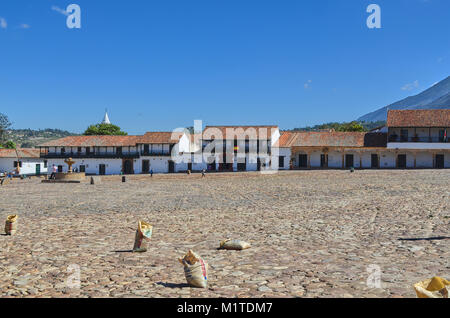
left=290, top=132, right=387, bottom=148
left=39, top=135, right=140, bottom=147
left=138, top=132, right=184, bottom=144
left=276, top=131, right=298, bottom=147
left=387, top=109, right=450, bottom=128
left=0, top=148, right=41, bottom=158
left=204, top=125, right=279, bottom=140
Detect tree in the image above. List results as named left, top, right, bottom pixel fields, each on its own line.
left=292, top=121, right=369, bottom=132
left=0, top=113, right=12, bottom=143
left=4, top=141, right=16, bottom=149
left=83, top=123, right=128, bottom=136
left=337, top=121, right=366, bottom=132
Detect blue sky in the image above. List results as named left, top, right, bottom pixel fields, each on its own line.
left=0, top=0, right=449, bottom=134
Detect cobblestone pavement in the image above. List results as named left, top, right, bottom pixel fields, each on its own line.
left=0, top=170, right=448, bottom=298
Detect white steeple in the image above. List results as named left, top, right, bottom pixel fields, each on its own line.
left=102, top=109, right=111, bottom=124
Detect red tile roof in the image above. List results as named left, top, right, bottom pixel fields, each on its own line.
left=276, top=131, right=298, bottom=147
left=204, top=126, right=279, bottom=140
left=290, top=132, right=387, bottom=148
left=138, top=132, right=184, bottom=144
left=0, top=148, right=41, bottom=158
left=387, top=109, right=450, bottom=128
left=39, top=135, right=140, bottom=147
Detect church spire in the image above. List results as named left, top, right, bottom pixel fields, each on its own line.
left=102, top=109, right=111, bottom=124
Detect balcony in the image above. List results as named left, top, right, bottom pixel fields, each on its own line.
left=388, top=135, right=447, bottom=143
left=140, top=151, right=171, bottom=156
left=40, top=152, right=140, bottom=159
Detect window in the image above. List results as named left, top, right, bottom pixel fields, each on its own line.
left=77, top=147, right=82, bottom=153
left=279, top=156, right=285, bottom=168
left=116, top=147, right=123, bottom=155
left=61, top=147, right=66, bottom=154
left=44, top=160, right=48, bottom=168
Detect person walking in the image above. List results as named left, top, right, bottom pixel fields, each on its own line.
left=202, top=169, right=206, bottom=178
left=50, top=164, right=57, bottom=179
left=150, top=169, right=153, bottom=178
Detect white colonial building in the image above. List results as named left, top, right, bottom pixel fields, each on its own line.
left=386, top=109, right=449, bottom=168
left=197, top=125, right=282, bottom=172
left=37, top=109, right=449, bottom=175
left=38, top=132, right=191, bottom=175
left=0, top=148, right=48, bottom=176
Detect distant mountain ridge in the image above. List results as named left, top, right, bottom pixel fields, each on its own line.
left=5, top=128, right=78, bottom=148
left=358, top=76, right=450, bottom=122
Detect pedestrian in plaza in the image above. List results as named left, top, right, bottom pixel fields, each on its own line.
left=50, top=164, right=57, bottom=179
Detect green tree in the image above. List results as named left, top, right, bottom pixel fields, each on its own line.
left=0, top=113, right=12, bottom=143
left=337, top=121, right=366, bottom=132
left=3, top=140, right=16, bottom=149
left=83, top=123, right=128, bottom=136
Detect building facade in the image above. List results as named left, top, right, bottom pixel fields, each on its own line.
left=39, top=133, right=191, bottom=175
left=0, top=148, right=48, bottom=176
left=37, top=109, right=450, bottom=175
left=386, top=109, right=449, bottom=168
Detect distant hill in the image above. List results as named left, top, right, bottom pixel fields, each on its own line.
left=290, top=121, right=386, bottom=132
left=5, top=129, right=78, bottom=148
left=358, top=76, right=450, bottom=122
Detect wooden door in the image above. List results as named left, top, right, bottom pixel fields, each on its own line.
left=142, top=160, right=150, bottom=173
left=397, top=154, right=407, bottom=168
left=299, top=154, right=307, bottom=168
left=123, top=160, right=134, bottom=174
left=320, top=154, right=328, bottom=168
left=371, top=154, right=379, bottom=168
left=168, top=161, right=175, bottom=173
left=345, top=154, right=354, bottom=168
left=436, top=154, right=444, bottom=169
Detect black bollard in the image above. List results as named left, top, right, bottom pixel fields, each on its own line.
left=122, top=176, right=126, bottom=182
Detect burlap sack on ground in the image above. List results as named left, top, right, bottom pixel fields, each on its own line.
left=179, top=250, right=208, bottom=288
left=219, top=239, right=251, bottom=250
left=5, top=215, right=18, bottom=235
left=132, top=221, right=153, bottom=252
left=414, top=277, right=449, bottom=298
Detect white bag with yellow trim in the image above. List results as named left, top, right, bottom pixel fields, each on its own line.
left=179, top=250, right=208, bottom=288
left=414, top=277, right=449, bottom=298
left=132, top=221, right=153, bottom=252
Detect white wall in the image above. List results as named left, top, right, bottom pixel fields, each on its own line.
left=380, top=152, right=396, bottom=168
left=445, top=152, right=450, bottom=168
left=47, top=158, right=124, bottom=175
left=0, top=158, right=48, bottom=175
left=138, top=157, right=171, bottom=174
left=277, top=147, right=291, bottom=170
